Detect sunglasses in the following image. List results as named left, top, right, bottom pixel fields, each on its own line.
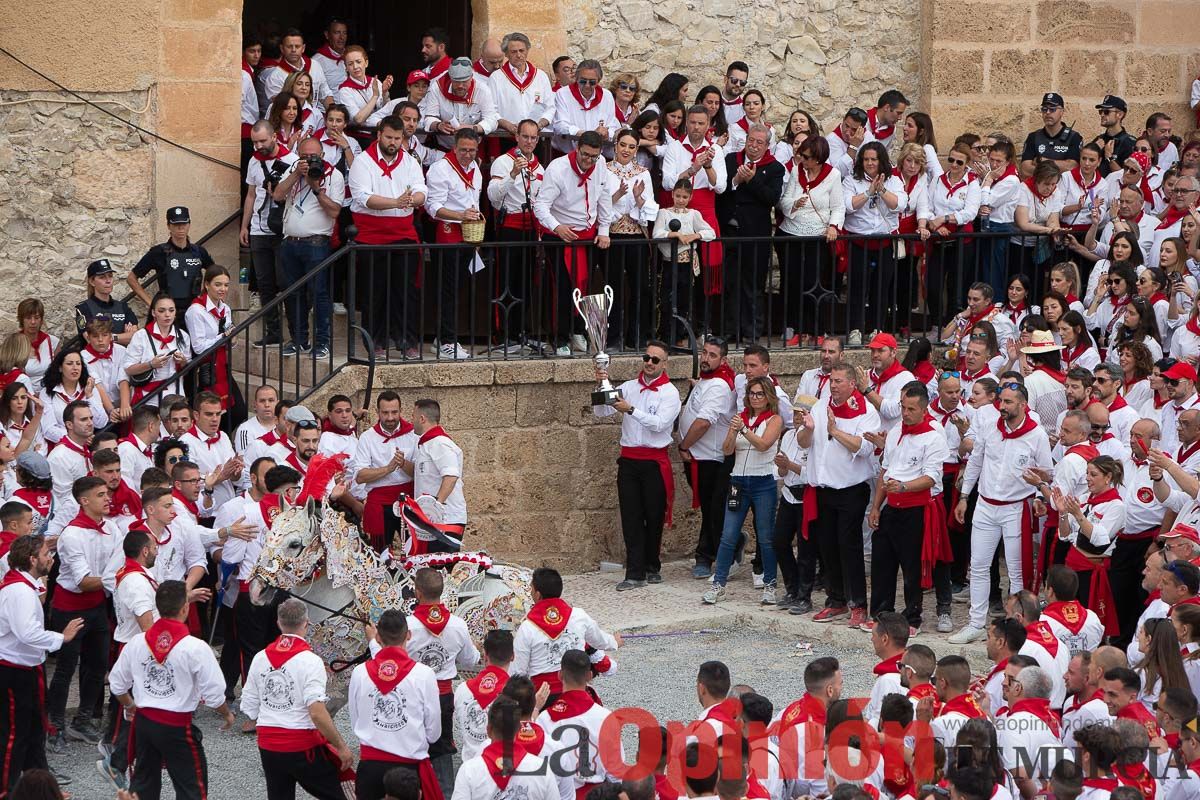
left=295, top=419, right=320, bottom=430
left=617, top=82, right=638, bottom=92
left=577, top=78, right=597, bottom=86
left=1136, top=146, right=1153, bottom=152
left=969, top=332, right=990, bottom=341
left=1107, top=278, right=1124, bottom=286
left=166, top=455, right=184, bottom=464
left=1000, top=382, right=1022, bottom=391
left=972, top=145, right=988, bottom=152
left=642, top=354, right=662, bottom=364
left=941, top=370, right=961, bottom=378
left=947, top=158, right=967, bottom=166
left=727, top=77, right=747, bottom=86
left=1039, top=106, right=1061, bottom=113
left=1167, top=378, right=1182, bottom=387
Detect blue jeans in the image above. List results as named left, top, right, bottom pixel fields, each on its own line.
left=984, top=220, right=1014, bottom=291
left=280, top=237, right=332, bottom=347
left=713, top=474, right=778, bottom=586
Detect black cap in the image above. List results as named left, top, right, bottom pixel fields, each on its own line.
left=1041, top=92, right=1065, bottom=109
left=166, top=206, right=190, bottom=224
left=86, top=259, right=115, bottom=277
left=1096, top=94, right=1127, bottom=112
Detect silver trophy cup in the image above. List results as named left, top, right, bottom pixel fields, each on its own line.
left=573, top=285, right=620, bottom=406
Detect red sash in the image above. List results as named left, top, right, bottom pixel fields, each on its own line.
left=1063, top=548, right=1119, bottom=636
left=981, top=494, right=1036, bottom=591
left=362, top=484, right=411, bottom=548
left=358, top=748, right=444, bottom=800
left=620, top=446, right=675, bottom=527
left=686, top=186, right=724, bottom=292
left=885, top=488, right=952, bottom=588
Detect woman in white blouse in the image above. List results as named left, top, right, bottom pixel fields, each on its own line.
left=902, top=111, right=942, bottom=182
left=281, top=71, right=323, bottom=139
left=1010, top=160, right=1063, bottom=287
left=0, top=382, right=44, bottom=456
left=124, top=293, right=191, bottom=404
left=843, top=142, right=907, bottom=341
left=605, top=130, right=659, bottom=350
left=1057, top=143, right=1106, bottom=233
left=337, top=45, right=392, bottom=126
left=17, top=298, right=57, bottom=396
left=726, top=90, right=776, bottom=154
left=893, top=143, right=929, bottom=319
left=1058, top=311, right=1101, bottom=372
left=1082, top=231, right=1143, bottom=308
left=39, top=349, right=108, bottom=446
left=778, top=136, right=842, bottom=343
left=979, top=140, right=1022, bottom=290
left=1086, top=263, right=1138, bottom=354
left=1109, top=296, right=1163, bottom=363
left=1115, top=340, right=1155, bottom=416
left=186, top=266, right=243, bottom=424
left=1052, top=456, right=1125, bottom=610
left=919, top=142, right=980, bottom=326
left=1162, top=237, right=1199, bottom=350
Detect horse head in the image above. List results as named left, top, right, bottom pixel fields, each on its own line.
left=248, top=496, right=325, bottom=606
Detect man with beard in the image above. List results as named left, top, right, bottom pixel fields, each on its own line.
left=419, top=27, right=451, bottom=79
left=284, top=418, right=321, bottom=477
left=1093, top=363, right=1140, bottom=445
left=1159, top=362, right=1200, bottom=452
left=796, top=337, right=843, bottom=402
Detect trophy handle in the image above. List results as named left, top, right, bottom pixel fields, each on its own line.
left=572, top=288, right=584, bottom=318
left=603, top=285, right=615, bottom=314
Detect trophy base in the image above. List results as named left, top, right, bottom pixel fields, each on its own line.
left=592, top=387, right=621, bottom=406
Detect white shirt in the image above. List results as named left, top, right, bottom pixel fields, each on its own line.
left=982, top=170, right=1022, bottom=224
left=109, top=628, right=227, bottom=713
left=23, top=333, right=58, bottom=395
left=179, top=426, right=237, bottom=514
left=842, top=174, right=908, bottom=234
left=536, top=695, right=615, bottom=790
left=592, top=375, right=681, bottom=449
left=1060, top=692, right=1111, bottom=750
left=487, top=151, right=545, bottom=215
left=1120, top=459, right=1167, bottom=536
left=1161, top=394, right=1200, bottom=453
left=39, top=384, right=108, bottom=446
left=262, top=58, right=332, bottom=106
left=661, top=137, right=728, bottom=194
left=797, top=368, right=834, bottom=403
left=864, top=668, right=904, bottom=726
left=280, top=162, right=344, bottom=238
left=489, top=62, right=555, bottom=126
left=511, top=606, right=618, bottom=680
left=117, top=434, right=155, bottom=488
left=241, top=636, right=328, bottom=731
left=246, top=150, right=300, bottom=235
left=335, top=76, right=390, bottom=124
left=82, top=343, right=127, bottom=405
left=1011, top=183, right=1065, bottom=246
left=123, top=325, right=191, bottom=399
left=349, top=654, right=441, bottom=759
left=242, top=428, right=293, bottom=487
left=185, top=295, right=232, bottom=382
left=113, top=567, right=158, bottom=644
left=1020, top=634, right=1072, bottom=708
left=452, top=674, right=501, bottom=764
left=880, top=423, right=949, bottom=495
left=1058, top=169, right=1107, bottom=229
left=348, top=146, right=427, bottom=233
left=407, top=608, right=480, bottom=681
left=452, top=748, right=560, bottom=800
left=779, top=165, right=845, bottom=236
left=961, top=415, right=1052, bottom=502
left=1040, top=604, right=1105, bottom=656
left=420, top=76, right=499, bottom=150
left=534, top=152, right=614, bottom=236
left=46, top=440, right=90, bottom=537
left=1061, top=496, right=1124, bottom=558
left=213, top=496, right=267, bottom=580
left=413, top=434, right=467, bottom=526
left=241, top=66, right=259, bottom=126
left=998, top=708, right=1071, bottom=779
left=777, top=428, right=808, bottom=505
left=868, top=366, right=917, bottom=432
left=607, top=161, right=658, bottom=227
left=678, top=376, right=736, bottom=462
left=550, top=85, right=617, bottom=154
left=312, top=48, right=346, bottom=90
left=921, top=173, right=982, bottom=227
left=234, top=415, right=274, bottom=455
left=805, top=395, right=882, bottom=489
left=424, top=155, right=484, bottom=231
left=0, top=572, right=63, bottom=666
left=351, top=424, right=418, bottom=490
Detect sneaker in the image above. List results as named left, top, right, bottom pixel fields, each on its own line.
left=692, top=564, right=713, bottom=580
left=954, top=589, right=971, bottom=604
left=97, top=740, right=113, bottom=758
left=848, top=608, right=868, bottom=629
left=555, top=344, right=571, bottom=357
left=299, top=342, right=313, bottom=354
left=813, top=606, right=849, bottom=623
left=951, top=582, right=968, bottom=596
left=46, top=730, right=68, bottom=754
left=860, top=619, right=876, bottom=633
left=789, top=599, right=814, bottom=615
left=96, top=756, right=128, bottom=790
left=373, top=345, right=387, bottom=359
left=777, top=592, right=799, bottom=609
left=786, top=334, right=801, bottom=347
left=311, top=345, right=331, bottom=359
left=439, top=342, right=472, bottom=360
left=909, top=625, right=921, bottom=638
left=66, top=720, right=102, bottom=744
left=646, top=572, right=663, bottom=585
left=280, top=342, right=300, bottom=357
left=333, top=302, right=348, bottom=315
left=702, top=585, right=727, bottom=604
left=752, top=572, right=764, bottom=589
left=615, top=579, right=646, bottom=592
left=937, top=613, right=954, bottom=633
left=948, top=625, right=986, bottom=644
left=50, top=767, right=72, bottom=786
left=761, top=584, right=777, bottom=605
left=847, top=329, right=862, bottom=347
left=570, top=334, right=588, bottom=353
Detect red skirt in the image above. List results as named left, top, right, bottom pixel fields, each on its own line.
left=688, top=188, right=723, bottom=293
left=363, top=483, right=411, bottom=549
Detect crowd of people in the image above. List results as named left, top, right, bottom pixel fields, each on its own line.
left=236, top=21, right=1200, bottom=356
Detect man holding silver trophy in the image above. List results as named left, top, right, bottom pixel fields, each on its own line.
left=584, top=287, right=681, bottom=592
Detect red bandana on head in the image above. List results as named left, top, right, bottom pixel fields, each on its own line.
left=365, top=646, right=417, bottom=695
left=146, top=618, right=190, bottom=664
left=527, top=598, right=572, bottom=638
left=264, top=634, right=312, bottom=668
left=412, top=603, right=452, bottom=636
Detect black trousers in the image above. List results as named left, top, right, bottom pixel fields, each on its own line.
left=870, top=504, right=925, bottom=627
left=724, top=237, right=773, bottom=341
left=846, top=242, right=895, bottom=333
left=1111, top=536, right=1153, bottom=649
left=779, top=233, right=832, bottom=337
left=617, top=456, right=667, bottom=581
left=812, top=484, right=870, bottom=609
left=104, top=673, right=133, bottom=772
left=553, top=246, right=586, bottom=345
left=495, top=225, right=535, bottom=341
left=249, top=234, right=283, bottom=340
left=47, top=603, right=109, bottom=728
left=774, top=493, right=817, bottom=600
left=130, top=715, right=208, bottom=800
left=0, top=664, right=47, bottom=794
left=358, top=248, right=419, bottom=349
left=606, top=234, right=653, bottom=349
left=356, top=759, right=418, bottom=800
left=259, top=746, right=347, bottom=800
left=219, top=592, right=278, bottom=702
left=689, top=457, right=733, bottom=567
left=430, top=245, right=466, bottom=345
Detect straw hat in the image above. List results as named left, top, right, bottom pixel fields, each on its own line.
left=1019, top=330, right=1063, bottom=354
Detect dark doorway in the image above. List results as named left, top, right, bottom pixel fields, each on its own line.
left=243, top=0, right=472, bottom=81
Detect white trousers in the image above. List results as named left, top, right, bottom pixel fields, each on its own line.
left=968, top=497, right=1026, bottom=628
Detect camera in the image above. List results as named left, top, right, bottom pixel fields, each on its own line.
left=305, top=154, right=325, bottom=180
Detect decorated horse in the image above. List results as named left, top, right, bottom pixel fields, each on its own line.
left=247, top=454, right=533, bottom=711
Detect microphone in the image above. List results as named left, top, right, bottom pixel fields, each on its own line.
left=668, top=219, right=681, bottom=232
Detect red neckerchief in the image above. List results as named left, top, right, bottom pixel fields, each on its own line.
left=1062, top=341, right=1091, bottom=368
left=736, top=149, right=776, bottom=169
left=1032, top=363, right=1067, bottom=384
left=472, top=59, right=493, bottom=77
left=505, top=147, right=541, bottom=172
left=1146, top=590, right=1163, bottom=608
left=866, top=107, right=894, bottom=140
left=869, top=360, right=906, bottom=393
left=147, top=324, right=175, bottom=350
left=985, top=657, right=1009, bottom=686
left=1065, top=443, right=1101, bottom=462
left=363, top=142, right=404, bottom=179
left=615, top=103, right=635, bottom=125
left=115, top=557, right=157, bottom=590
left=1011, top=698, right=1061, bottom=737
left=252, top=144, right=290, bottom=162
left=1004, top=301, right=1027, bottom=326
left=56, top=435, right=91, bottom=468
left=1024, top=177, right=1056, bottom=202
left=997, top=414, right=1038, bottom=439
left=873, top=652, right=904, bottom=676
left=426, top=55, right=451, bottom=78
left=682, top=136, right=714, bottom=163
left=526, top=598, right=572, bottom=638
left=1186, top=312, right=1200, bottom=338
left=260, top=429, right=294, bottom=452
left=275, top=125, right=297, bottom=148
left=1158, top=204, right=1189, bottom=231
left=339, top=75, right=371, bottom=92
left=516, top=720, right=545, bottom=752
left=275, top=56, right=311, bottom=75
left=146, top=618, right=190, bottom=664
left=188, top=425, right=221, bottom=448
left=373, top=419, right=414, bottom=443
left=482, top=740, right=528, bottom=790
left=813, top=371, right=831, bottom=396
left=830, top=392, right=868, bottom=419
left=1066, top=688, right=1104, bottom=714
left=937, top=692, right=985, bottom=719
left=1108, top=291, right=1132, bottom=312
left=241, top=60, right=254, bottom=78
left=1178, top=438, right=1200, bottom=465
left=0, top=530, right=19, bottom=560
left=27, top=331, right=50, bottom=362
left=437, top=73, right=476, bottom=104
left=109, top=480, right=143, bottom=519
left=568, top=83, right=604, bottom=111
left=940, top=171, right=975, bottom=197
left=797, top=163, right=833, bottom=193
left=412, top=603, right=452, bottom=635
left=906, top=683, right=941, bottom=716
left=500, top=61, right=537, bottom=92
left=443, top=153, right=477, bottom=189
left=315, top=44, right=342, bottom=64
left=1070, top=167, right=1102, bottom=193
left=700, top=363, right=736, bottom=390
left=1149, top=291, right=1169, bottom=306
left=466, top=665, right=508, bottom=710
left=898, top=412, right=936, bottom=442
left=567, top=150, right=596, bottom=216
left=418, top=425, right=451, bottom=446
left=739, top=409, right=776, bottom=430
left=365, top=645, right=417, bottom=694
left=284, top=451, right=308, bottom=474
left=265, top=634, right=312, bottom=669
left=930, top=398, right=959, bottom=427
left=1026, top=621, right=1060, bottom=658
left=638, top=371, right=671, bottom=392
left=192, top=293, right=227, bottom=323
left=321, top=418, right=354, bottom=436
left=776, top=693, right=827, bottom=735
left=13, top=488, right=50, bottom=516
left=912, top=361, right=937, bottom=386
left=992, top=163, right=1018, bottom=183
left=961, top=366, right=991, bottom=382
left=1042, top=601, right=1088, bottom=634
left=893, top=168, right=920, bottom=198
left=546, top=688, right=596, bottom=721
left=259, top=493, right=284, bottom=530
left=172, top=489, right=199, bottom=518
left=84, top=344, right=112, bottom=362
left=1107, top=392, right=1130, bottom=413
left=0, top=568, right=42, bottom=595
left=52, top=385, right=83, bottom=406
left=722, top=95, right=744, bottom=109
left=1115, top=762, right=1158, bottom=800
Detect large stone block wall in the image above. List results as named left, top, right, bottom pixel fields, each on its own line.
left=304, top=350, right=872, bottom=573
left=929, top=0, right=1196, bottom=149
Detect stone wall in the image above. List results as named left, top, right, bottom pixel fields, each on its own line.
left=304, top=350, right=872, bottom=573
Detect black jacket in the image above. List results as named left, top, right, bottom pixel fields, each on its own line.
left=717, top=153, right=785, bottom=237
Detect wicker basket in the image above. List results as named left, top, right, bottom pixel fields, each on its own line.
left=462, top=220, right=485, bottom=244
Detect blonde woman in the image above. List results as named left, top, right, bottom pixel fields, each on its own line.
left=610, top=73, right=641, bottom=127
left=894, top=142, right=929, bottom=316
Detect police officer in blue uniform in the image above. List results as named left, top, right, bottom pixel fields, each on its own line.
left=127, top=206, right=213, bottom=330
left=1019, top=92, right=1083, bottom=177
